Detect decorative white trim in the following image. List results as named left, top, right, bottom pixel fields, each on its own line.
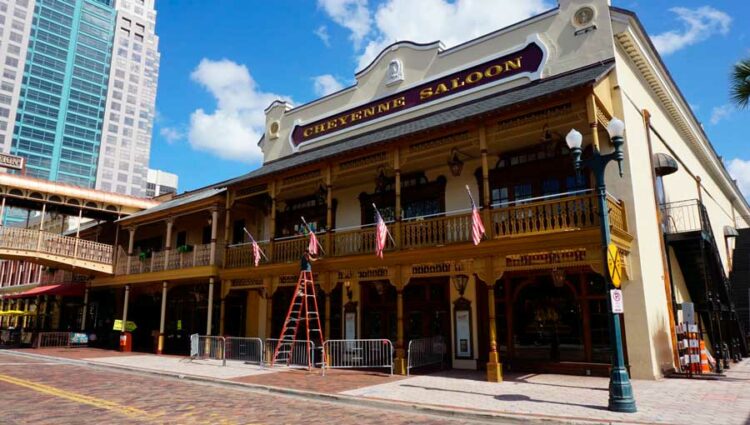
left=355, top=41, right=443, bottom=79
left=288, top=33, right=550, bottom=153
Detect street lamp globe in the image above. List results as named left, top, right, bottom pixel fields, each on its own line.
left=565, top=128, right=583, bottom=149
left=607, top=118, right=626, bottom=139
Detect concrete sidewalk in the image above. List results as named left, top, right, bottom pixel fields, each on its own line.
left=6, top=348, right=750, bottom=425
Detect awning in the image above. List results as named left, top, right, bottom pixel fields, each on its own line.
left=5, top=284, right=85, bottom=299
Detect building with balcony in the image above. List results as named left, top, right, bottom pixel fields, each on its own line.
left=1, top=0, right=748, bottom=380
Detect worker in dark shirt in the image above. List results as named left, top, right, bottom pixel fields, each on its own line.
left=300, top=248, right=318, bottom=272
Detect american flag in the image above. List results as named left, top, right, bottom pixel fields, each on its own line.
left=467, top=186, right=485, bottom=246
left=252, top=240, right=261, bottom=267
left=375, top=209, right=388, bottom=259
left=308, top=230, right=319, bottom=255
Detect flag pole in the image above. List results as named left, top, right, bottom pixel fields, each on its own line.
left=301, top=216, right=326, bottom=256
left=243, top=227, right=269, bottom=261
left=372, top=203, right=397, bottom=245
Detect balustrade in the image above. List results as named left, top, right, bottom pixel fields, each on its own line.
left=0, top=227, right=113, bottom=264
left=402, top=213, right=473, bottom=249
left=116, top=243, right=215, bottom=275
left=273, top=234, right=326, bottom=263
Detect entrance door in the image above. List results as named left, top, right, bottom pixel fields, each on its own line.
left=404, top=278, right=451, bottom=360
left=360, top=280, right=396, bottom=341
left=512, top=276, right=584, bottom=363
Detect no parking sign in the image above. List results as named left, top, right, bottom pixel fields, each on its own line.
left=610, top=289, right=624, bottom=313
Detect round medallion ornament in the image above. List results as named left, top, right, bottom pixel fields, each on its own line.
left=573, top=6, right=596, bottom=27
left=269, top=121, right=280, bottom=139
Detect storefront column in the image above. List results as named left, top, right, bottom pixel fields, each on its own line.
left=394, top=288, right=406, bottom=375
left=23, top=299, right=30, bottom=328
left=122, top=285, right=130, bottom=332
left=0, top=298, right=5, bottom=328
left=206, top=278, right=215, bottom=335
left=219, top=280, right=229, bottom=335
left=486, top=283, right=503, bottom=382
left=80, top=287, right=89, bottom=331
left=158, top=282, right=168, bottom=354
left=265, top=279, right=274, bottom=338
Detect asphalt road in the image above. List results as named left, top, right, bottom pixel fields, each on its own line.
left=0, top=351, right=485, bottom=425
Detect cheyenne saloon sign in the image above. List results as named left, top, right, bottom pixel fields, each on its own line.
left=291, top=38, right=546, bottom=148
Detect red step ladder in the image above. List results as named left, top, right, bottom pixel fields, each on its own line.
left=271, top=271, right=326, bottom=369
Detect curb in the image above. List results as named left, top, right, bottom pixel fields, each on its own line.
left=3, top=350, right=637, bottom=425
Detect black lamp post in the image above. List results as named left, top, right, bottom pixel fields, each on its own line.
left=566, top=118, right=637, bottom=413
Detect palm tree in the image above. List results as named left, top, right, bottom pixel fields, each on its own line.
left=731, top=58, right=750, bottom=109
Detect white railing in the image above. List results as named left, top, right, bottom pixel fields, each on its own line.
left=265, top=338, right=316, bottom=369
left=407, top=335, right=446, bottom=375
left=322, top=339, right=393, bottom=376
left=224, top=337, right=264, bottom=366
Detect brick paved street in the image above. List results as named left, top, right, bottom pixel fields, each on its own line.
left=0, top=352, right=477, bottom=425
left=4, top=348, right=750, bottom=424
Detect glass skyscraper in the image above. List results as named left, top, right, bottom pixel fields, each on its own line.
left=11, top=0, right=116, bottom=187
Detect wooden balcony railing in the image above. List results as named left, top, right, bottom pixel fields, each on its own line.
left=116, top=243, right=215, bottom=276
left=333, top=226, right=395, bottom=256
left=224, top=241, right=271, bottom=268
left=221, top=191, right=630, bottom=269
left=0, top=226, right=113, bottom=265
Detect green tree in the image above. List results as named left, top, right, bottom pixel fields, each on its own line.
left=731, top=58, right=750, bottom=109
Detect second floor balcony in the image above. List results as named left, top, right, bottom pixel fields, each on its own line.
left=225, top=190, right=627, bottom=268
left=114, top=243, right=216, bottom=276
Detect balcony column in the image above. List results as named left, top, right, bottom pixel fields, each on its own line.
left=80, top=286, right=89, bottom=331
left=394, top=149, right=402, bottom=249
left=0, top=196, right=5, bottom=225
left=36, top=203, right=47, bottom=251
left=125, top=227, right=136, bottom=274
left=206, top=278, right=215, bottom=335
left=164, top=218, right=174, bottom=270
left=158, top=281, right=168, bottom=354
left=269, top=181, right=277, bottom=260
left=209, top=207, right=219, bottom=265
left=479, top=126, right=492, bottom=232
left=325, top=167, right=333, bottom=254
left=223, top=202, right=231, bottom=268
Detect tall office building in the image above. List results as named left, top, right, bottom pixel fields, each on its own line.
left=0, top=0, right=35, bottom=154
left=95, top=0, right=160, bottom=196
left=0, top=0, right=160, bottom=196
left=145, top=168, right=176, bottom=197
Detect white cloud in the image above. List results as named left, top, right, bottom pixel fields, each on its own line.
left=319, top=0, right=550, bottom=71
left=159, top=127, right=184, bottom=144
left=312, top=74, right=345, bottom=96
left=728, top=158, right=750, bottom=198
left=187, top=58, right=291, bottom=163
left=314, top=25, right=331, bottom=47
left=710, top=104, right=734, bottom=125
left=651, top=6, right=731, bottom=55
left=317, top=0, right=371, bottom=48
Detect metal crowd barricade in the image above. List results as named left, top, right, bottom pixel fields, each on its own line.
left=322, top=339, right=393, bottom=376
left=191, top=335, right=226, bottom=366
left=36, top=332, right=71, bottom=348
left=224, top=337, right=264, bottom=366
left=407, top=335, right=446, bottom=376
left=264, top=338, right=315, bottom=369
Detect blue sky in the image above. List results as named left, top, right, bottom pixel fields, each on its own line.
left=149, top=0, right=750, bottom=193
